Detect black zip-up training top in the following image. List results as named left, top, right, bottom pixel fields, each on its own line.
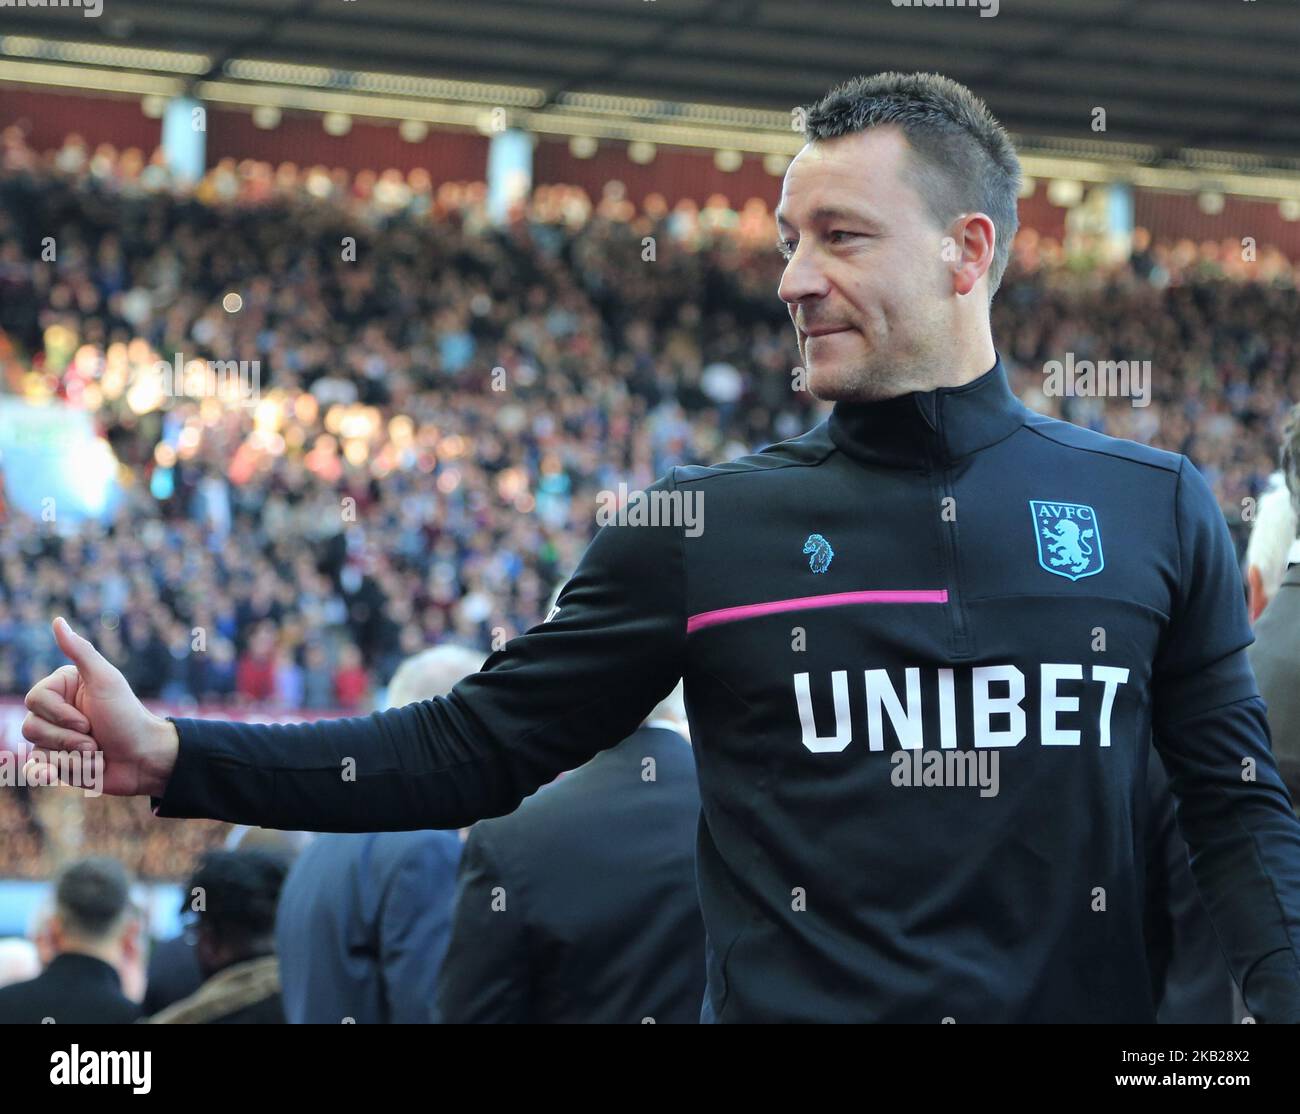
left=155, top=357, right=1300, bottom=1022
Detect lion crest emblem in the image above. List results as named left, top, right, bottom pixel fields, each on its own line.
left=1030, top=501, right=1103, bottom=581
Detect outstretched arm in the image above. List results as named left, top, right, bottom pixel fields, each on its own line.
left=22, top=475, right=687, bottom=833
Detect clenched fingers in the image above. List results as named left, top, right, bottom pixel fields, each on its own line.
left=21, top=712, right=97, bottom=755
left=24, top=665, right=90, bottom=734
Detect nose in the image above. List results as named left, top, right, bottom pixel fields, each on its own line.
left=777, top=240, right=830, bottom=309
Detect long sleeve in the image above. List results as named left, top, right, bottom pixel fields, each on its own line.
left=1151, top=457, right=1300, bottom=1023
left=435, top=824, right=530, bottom=1023
left=1143, top=746, right=1236, bottom=1023
left=153, top=473, right=687, bottom=831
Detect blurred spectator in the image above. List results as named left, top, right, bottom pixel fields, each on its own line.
left=236, top=625, right=277, bottom=704
left=273, top=644, right=304, bottom=708
left=0, top=856, right=141, bottom=1023
left=143, top=826, right=311, bottom=1016
left=436, top=682, right=705, bottom=1023
left=1245, top=473, right=1297, bottom=622
left=333, top=643, right=369, bottom=712
left=301, top=643, right=335, bottom=709
left=1247, top=403, right=1300, bottom=804
left=274, top=644, right=482, bottom=1023
left=148, top=850, right=289, bottom=1024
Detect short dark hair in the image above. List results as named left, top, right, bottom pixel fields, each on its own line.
left=802, top=71, right=1022, bottom=301
left=54, top=857, right=133, bottom=940
left=187, top=851, right=288, bottom=948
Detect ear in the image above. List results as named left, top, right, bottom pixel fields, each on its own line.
left=948, top=212, right=996, bottom=298
left=1248, top=564, right=1268, bottom=624
left=35, top=918, right=58, bottom=966
left=120, top=916, right=142, bottom=959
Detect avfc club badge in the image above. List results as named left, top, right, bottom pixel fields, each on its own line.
left=1030, top=500, right=1104, bottom=581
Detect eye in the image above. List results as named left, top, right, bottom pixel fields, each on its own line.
left=826, top=230, right=862, bottom=245
left=776, top=238, right=796, bottom=261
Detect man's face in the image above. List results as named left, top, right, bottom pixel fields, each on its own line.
left=776, top=126, right=953, bottom=402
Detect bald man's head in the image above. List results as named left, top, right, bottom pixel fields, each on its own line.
left=385, top=644, right=487, bottom=709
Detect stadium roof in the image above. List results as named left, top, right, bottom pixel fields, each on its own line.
left=4, top=0, right=1300, bottom=178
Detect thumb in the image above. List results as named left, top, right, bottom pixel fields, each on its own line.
left=52, top=617, right=112, bottom=680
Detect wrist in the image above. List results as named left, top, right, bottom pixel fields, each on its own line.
left=142, top=714, right=180, bottom=799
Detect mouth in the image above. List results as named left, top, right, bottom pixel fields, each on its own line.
left=802, top=325, right=852, bottom=338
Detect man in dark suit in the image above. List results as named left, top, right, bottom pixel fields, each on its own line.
left=274, top=645, right=482, bottom=1023
left=1247, top=416, right=1300, bottom=805
left=0, top=856, right=141, bottom=1024
left=1251, top=562, right=1300, bottom=801
left=436, top=683, right=705, bottom=1023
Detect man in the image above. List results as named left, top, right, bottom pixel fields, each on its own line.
left=274, top=646, right=478, bottom=1023
left=0, top=857, right=141, bottom=1024
left=1245, top=470, right=1297, bottom=624
left=148, top=851, right=288, bottom=1024
left=144, top=824, right=311, bottom=1015
left=437, top=683, right=704, bottom=1023
left=22, top=71, right=1300, bottom=1022
left=1247, top=404, right=1300, bottom=804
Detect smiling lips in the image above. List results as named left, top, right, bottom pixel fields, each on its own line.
left=804, top=326, right=852, bottom=341
left=802, top=321, right=852, bottom=334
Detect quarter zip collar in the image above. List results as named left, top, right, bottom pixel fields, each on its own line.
left=827, top=354, right=1027, bottom=469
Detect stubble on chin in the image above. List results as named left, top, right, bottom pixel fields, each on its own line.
left=807, top=359, right=900, bottom=404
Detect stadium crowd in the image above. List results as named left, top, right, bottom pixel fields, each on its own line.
left=0, top=127, right=1299, bottom=885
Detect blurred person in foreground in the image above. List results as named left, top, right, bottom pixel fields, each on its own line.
left=437, top=681, right=703, bottom=1023
left=274, top=645, right=479, bottom=1024
left=143, top=826, right=311, bottom=1016
left=148, top=850, right=288, bottom=1024
left=22, top=70, right=1300, bottom=1023
left=1245, top=469, right=1299, bottom=626
left=1248, top=404, right=1300, bottom=805
left=0, top=856, right=141, bottom=1023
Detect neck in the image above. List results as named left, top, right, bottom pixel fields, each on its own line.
left=951, top=330, right=998, bottom=388
left=826, top=351, right=1028, bottom=470
left=61, top=942, right=120, bottom=967
left=892, top=331, right=998, bottom=399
